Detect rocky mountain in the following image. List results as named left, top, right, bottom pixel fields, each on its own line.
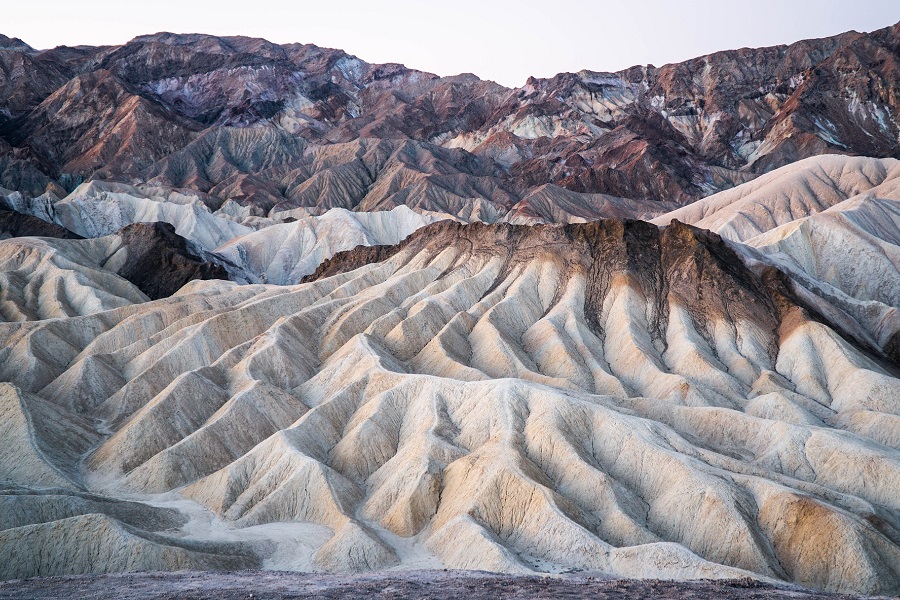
left=0, top=21, right=899, bottom=598
left=0, top=23, right=898, bottom=207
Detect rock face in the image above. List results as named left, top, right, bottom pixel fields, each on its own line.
left=0, top=24, right=898, bottom=204
left=105, top=221, right=229, bottom=299
left=653, top=154, right=900, bottom=366
left=1, top=213, right=899, bottom=593
left=0, top=207, right=80, bottom=239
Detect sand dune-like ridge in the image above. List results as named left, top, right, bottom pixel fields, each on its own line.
left=1, top=219, right=898, bottom=593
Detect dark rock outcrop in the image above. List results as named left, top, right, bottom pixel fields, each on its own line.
left=109, top=222, right=228, bottom=299
left=0, top=208, right=81, bottom=239
left=302, top=243, right=403, bottom=283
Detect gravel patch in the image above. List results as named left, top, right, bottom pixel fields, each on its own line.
left=0, top=570, right=891, bottom=600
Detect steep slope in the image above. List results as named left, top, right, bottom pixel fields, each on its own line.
left=46, top=180, right=254, bottom=251
left=100, top=221, right=229, bottom=299
left=745, top=196, right=900, bottom=310
left=11, top=69, right=197, bottom=179
left=141, top=127, right=308, bottom=195
left=743, top=195, right=900, bottom=365
left=0, top=383, right=200, bottom=583
left=0, top=235, right=150, bottom=320
left=2, top=156, right=679, bottom=286
left=652, top=155, right=900, bottom=240
left=504, top=184, right=677, bottom=225
left=2, top=220, right=899, bottom=593
left=144, top=136, right=518, bottom=216
left=0, top=40, right=72, bottom=123
left=478, top=24, right=900, bottom=199
left=652, top=155, right=900, bottom=363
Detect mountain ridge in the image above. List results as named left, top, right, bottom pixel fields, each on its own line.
left=0, top=22, right=897, bottom=208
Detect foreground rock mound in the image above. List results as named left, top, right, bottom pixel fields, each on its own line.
left=1, top=219, right=899, bottom=594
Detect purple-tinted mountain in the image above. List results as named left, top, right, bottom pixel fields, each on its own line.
left=0, top=23, right=897, bottom=209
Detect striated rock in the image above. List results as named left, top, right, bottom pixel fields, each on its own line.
left=313, top=521, right=400, bottom=572
left=0, top=383, right=98, bottom=488
left=653, top=154, right=900, bottom=366
left=0, top=235, right=150, bottom=320
left=303, top=243, right=403, bottom=283
left=47, top=180, right=253, bottom=251
left=0, top=486, right=187, bottom=532
left=1, top=216, right=898, bottom=592
left=0, top=42, right=70, bottom=120
left=0, top=220, right=229, bottom=320
left=0, top=25, right=899, bottom=595
left=0, top=514, right=256, bottom=579
left=652, top=155, right=900, bottom=240
left=216, top=205, right=442, bottom=284
left=11, top=69, right=197, bottom=180
left=504, top=183, right=678, bottom=224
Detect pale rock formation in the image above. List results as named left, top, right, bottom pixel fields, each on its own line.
left=3, top=27, right=900, bottom=593
left=215, top=206, right=443, bottom=284
left=0, top=384, right=97, bottom=488
left=52, top=181, right=252, bottom=252
left=0, top=221, right=227, bottom=320
left=0, top=235, right=149, bottom=320
left=652, top=155, right=900, bottom=241
left=0, top=514, right=255, bottom=579
left=1, top=219, right=898, bottom=594
left=654, top=155, right=900, bottom=363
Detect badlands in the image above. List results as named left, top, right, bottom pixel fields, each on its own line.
left=0, top=23, right=898, bottom=598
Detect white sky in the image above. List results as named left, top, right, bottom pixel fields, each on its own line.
left=7, top=1, right=900, bottom=87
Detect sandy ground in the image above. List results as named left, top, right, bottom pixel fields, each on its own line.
left=0, top=570, right=892, bottom=600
